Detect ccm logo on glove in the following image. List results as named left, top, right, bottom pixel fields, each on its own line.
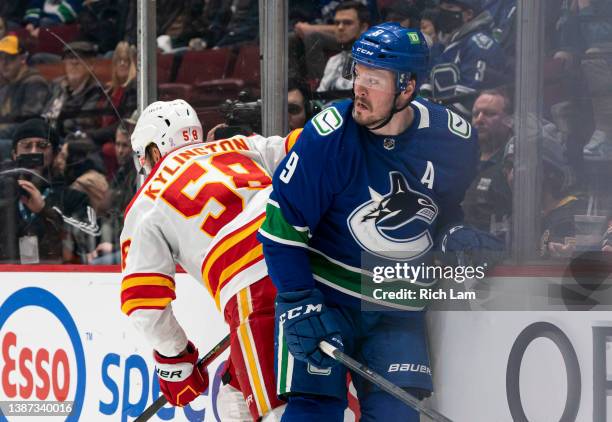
left=279, top=303, right=323, bottom=323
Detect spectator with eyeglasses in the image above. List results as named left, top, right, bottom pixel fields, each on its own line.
left=0, top=118, right=99, bottom=264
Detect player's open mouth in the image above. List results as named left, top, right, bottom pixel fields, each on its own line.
left=356, top=101, right=369, bottom=111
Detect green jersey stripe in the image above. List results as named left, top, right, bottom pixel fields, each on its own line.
left=260, top=203, right=309, bottom=245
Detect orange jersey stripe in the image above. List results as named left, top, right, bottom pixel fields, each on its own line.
left=206, top=229, right=263, bottom=299
left=122, top=297, right=174, bottom=315
left=285, top=128, right=302, bottom=154
left=213, top=246, right=264, bottom=306
left=120, top=273, right=176, bottom=315
left=205, top=226, right=261, bottom=296
left=121, top=274, right=175, bottom=291
left=201, top=213, right=265, bottom=294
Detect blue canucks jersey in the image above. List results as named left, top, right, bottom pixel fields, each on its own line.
left=427, top=12, right=507, bottom=100
left=258, top=99, right=479, bottom=309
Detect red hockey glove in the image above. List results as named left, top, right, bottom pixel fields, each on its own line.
left=153, top=340, right=209, bottom=406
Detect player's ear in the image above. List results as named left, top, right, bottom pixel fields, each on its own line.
left=400, top=79, right=416, bottom=101
left=145, top=143, right=162, bottom=167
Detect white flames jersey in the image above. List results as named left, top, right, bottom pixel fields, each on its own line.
left=119, top=131, right=301, bottom=355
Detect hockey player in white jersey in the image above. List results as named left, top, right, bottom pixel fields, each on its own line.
left=120, top=99, right=297, bottom=421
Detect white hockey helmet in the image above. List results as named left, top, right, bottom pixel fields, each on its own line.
left=131, top=99, right=203, bottom=174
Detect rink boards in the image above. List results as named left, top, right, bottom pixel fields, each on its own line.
left=0, top=266, right=609, bottom=421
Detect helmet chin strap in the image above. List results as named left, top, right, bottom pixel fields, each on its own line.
left=366, top=91, right=411, bottom=131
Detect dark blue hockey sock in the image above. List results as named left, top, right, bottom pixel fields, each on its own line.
left=281, top=394, right=346, bottom=422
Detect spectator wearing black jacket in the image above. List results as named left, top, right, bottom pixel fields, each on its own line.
left=42, top=41, right=102, bottom=138
left=0, top=119, right=99, bottom=264
left=0, top=35, right=50, bottom=138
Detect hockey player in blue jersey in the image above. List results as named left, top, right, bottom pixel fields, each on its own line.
left=258, top=23, right=502, bottom=421
left=422, top=0, right=507, bottom=116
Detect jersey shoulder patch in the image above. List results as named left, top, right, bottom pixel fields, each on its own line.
left=311, top=106, right=344, bottom=136
left=471, top=32, right=494, bottom=50
left=446, top=109, right=472, bottom=139
left=415, top=100, right=473, bottom=141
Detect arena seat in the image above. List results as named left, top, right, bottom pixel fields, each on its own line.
left=192, top=44, right=261, bottom=106
left=36, top=57, right=113, bottom=85
left=157, top=52, right=175, bottom=84
left=158, top=83, right=192, bottom=102
left=230, top=43, right=260, bottom=88
left=34, top=24, right=81, bottom=56
left=175, top=49, right=232, bottom=84
left=195, top=107, right=226, bottom=133
left=159, top=49, right=233, bottom=106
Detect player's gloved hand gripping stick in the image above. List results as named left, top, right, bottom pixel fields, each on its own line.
left=276, top=288, right=344, bottom=368
left=319, top=340, right=454, bottom=422
left=134, top=335, right=230, bottom=422
left=154, top=340, right=209, bottom=407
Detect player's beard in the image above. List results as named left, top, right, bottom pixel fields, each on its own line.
left=353, top=98, right=391, bottom=128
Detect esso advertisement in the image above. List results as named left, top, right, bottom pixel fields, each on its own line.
left=0, top=287, right=85, bottom=421
left=0, top=271, right=228, bottom=421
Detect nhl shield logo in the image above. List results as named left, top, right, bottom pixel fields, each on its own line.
left=383, top=138, right=395, bottom=150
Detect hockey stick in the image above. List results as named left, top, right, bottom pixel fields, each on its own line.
left=319, top=341, right=454, bottom=422
left=135, top=334, right=231, bottom=422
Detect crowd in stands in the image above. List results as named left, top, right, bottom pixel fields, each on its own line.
left=0, top=0, right=610, bottom=265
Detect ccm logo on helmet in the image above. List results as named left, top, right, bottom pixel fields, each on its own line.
left=356, top=47, right=374, bottom=56
left=279, top=304, right=322, bottom=324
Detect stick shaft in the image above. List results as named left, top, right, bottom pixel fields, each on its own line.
left=134, top=334, right=231, bottom=422
left=319, top=341, right=453, bottom=422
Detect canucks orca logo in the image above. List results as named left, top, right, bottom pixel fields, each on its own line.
left=348, top=172, right=438, bottom=260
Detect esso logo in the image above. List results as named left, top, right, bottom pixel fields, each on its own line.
left=0, top=288, right=85, bottom=421
left=1, top=332, right=70, bottom=401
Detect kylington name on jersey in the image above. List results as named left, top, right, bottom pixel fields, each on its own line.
left=372, top=287, right=475, bottom=301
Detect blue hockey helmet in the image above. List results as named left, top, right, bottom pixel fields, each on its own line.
left=351, top=22, right=429, bottom=92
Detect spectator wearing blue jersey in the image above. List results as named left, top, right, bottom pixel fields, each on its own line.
left=23, top=0, right=82, bottom=38
left=555, top=0, right=612, bottom=159
left=421, top=0, right=508, bottom=117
